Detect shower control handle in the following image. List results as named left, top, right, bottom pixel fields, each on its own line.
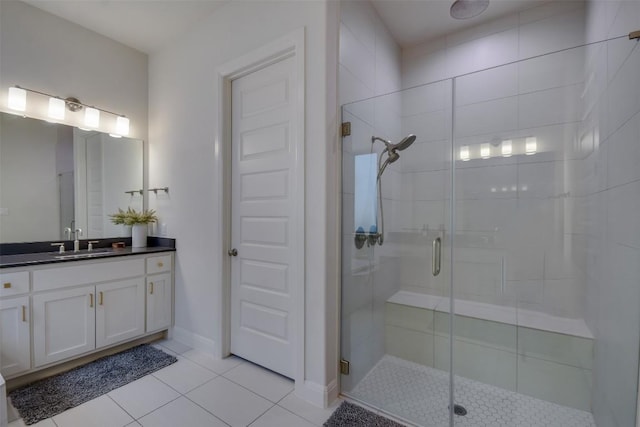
left=432, top=237, right=441, bottom=277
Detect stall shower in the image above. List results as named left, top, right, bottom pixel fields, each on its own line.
left=341, top=30, right=640, bottom=427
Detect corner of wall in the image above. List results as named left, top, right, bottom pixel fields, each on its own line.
left=295, top=379, right=339, bottom=408
left=171, top=326, right=216, bottom=354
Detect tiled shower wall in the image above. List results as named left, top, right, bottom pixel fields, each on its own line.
left=582, top=2, right=640, bottom=426
left=341, top=2, right=640, bottom=423
left=397, top=2, right=591, bottom=318
left=339, top=0, right=403, bottom=391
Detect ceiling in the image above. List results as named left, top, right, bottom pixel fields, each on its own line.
left=22, top=0, right=552, bottom=54
left=21, top=0, right=230, bottom=54
left=370, top=0, right=549, bottom=48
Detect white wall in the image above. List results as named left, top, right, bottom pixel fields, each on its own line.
left=338, top=0, right=403, bottom=390
left=0, top=0, right=148, bottom=141
left=148, top=0, right=340, bottom=405
left=582, top=2, right=640, bottom=426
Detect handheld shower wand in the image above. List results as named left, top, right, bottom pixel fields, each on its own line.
left=370, top=134, right=416, bottom=245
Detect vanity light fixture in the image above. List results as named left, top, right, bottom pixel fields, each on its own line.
left=116, top=116, right=130, bottom=136
left=84, top=107, right=100, bottom=128
left=525, top=137, right=537, bottom=155
left=6, top=85, right=130, bottom=136
left=7, top=87, right=26, bottom=111
left=48, top=97, right=65, bottom=121
left=501, top=140, right=512, bottom=157
left=480, top=143, right=491, bottom=159
left=460, top=145, right=470, bottom=161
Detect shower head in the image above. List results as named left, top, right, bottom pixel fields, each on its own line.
left=372, top=134, right=417, bottom=179
left=394, top=134, right=416, bottom=151
left=377, top=150, right=400, bottom=179
left=372, top=134, right=417, bottom=152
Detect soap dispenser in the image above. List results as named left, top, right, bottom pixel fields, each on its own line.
left=74, top=228, right=83, bottom=252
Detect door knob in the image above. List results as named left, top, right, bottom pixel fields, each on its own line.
left=228, top=248, right=238, bottom=257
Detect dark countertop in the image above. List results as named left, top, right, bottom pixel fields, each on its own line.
left=0, top=237, right=176, bottom=269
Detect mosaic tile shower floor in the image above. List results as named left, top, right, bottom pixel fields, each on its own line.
left=348, top=355, right=596, bottom=427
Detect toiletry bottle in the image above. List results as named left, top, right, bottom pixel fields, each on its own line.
left=74, top=228, right=83, bottom=252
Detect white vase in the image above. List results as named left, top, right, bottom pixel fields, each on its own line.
left=131, top=224, right=147, bottom=248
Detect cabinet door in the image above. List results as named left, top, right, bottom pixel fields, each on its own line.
left=33, top=286, right=95, bottom=367
left=0, top=297, right=30, bottom=376
left=96, top=279, right=145, bottom=348
left=146, top=273, right=172, bottom=332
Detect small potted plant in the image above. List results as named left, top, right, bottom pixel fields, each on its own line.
left=109, top=207, right=158, bottom=248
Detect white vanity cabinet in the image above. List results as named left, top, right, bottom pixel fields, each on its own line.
left=33, top=286, right=95, bottom=367
left=0, top=268, right=31, bottom=377
left=96, top=279, right=145, bottom=348
left=0, top=296, right=31, bottom=376
left=146, top=254, right=173, bottom=333
left=0, top=251, right=174, bottom=379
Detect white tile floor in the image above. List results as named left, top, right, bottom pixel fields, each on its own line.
left=6, top=339, right=342, bottom=427
left=349, top=355, right=597, bottom=427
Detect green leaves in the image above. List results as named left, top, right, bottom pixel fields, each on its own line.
left=109, top=208, right=158, bottom=225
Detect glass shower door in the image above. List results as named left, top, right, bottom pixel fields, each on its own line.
left=340, top=79, right=455, bottom=426
left=340, top=37, right=640, bottom=427
left=449, top=40, right=630, bottom=426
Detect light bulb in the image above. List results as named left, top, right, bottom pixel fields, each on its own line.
left=525, top=137, right=537, bottom=155
left=48, top=97, right=65, bottom=120
left=84, top=107, right=100, bottom=128
left=480, top=143, right=490, bottom=159
left=8, top=87, right=26, bottom=111
left=501, top=140, right=512, bottom=157
left=115, top=116, right=130, bottom=136
left=460, top=145, right=470, bottom=161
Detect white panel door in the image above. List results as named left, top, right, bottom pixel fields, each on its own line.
left=33, top=286, right=95, bottom=367
left=96, top=279, right=145, bottom=348
left=0, top=297, right=30, bottom=377
left=230, top=55, right=298, bottom=378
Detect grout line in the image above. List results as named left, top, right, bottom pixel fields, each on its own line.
left=275, top=403, right=323, bottom=427
left=179, top=394, right=232, bottom=427
left=245, top=402, right=277, bottom=427
left=131, top=395, right=182, bottom=424
left=105, top=394, right=136, bottom=424
left=218, top=371, right=294, bottom=405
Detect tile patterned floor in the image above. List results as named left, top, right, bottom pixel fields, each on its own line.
left=348, top=355, right=597, bottom=427
left=6, top=340, right=342, bottom=427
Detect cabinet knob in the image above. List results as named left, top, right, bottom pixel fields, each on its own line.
left=3, top=282, right=11, bottom=289
left=157, top=261, right=164, bottom=268
left=228, top=248, right=238, bottom=257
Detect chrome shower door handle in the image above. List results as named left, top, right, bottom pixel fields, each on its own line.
left=432, top=237, right=441, bottom=276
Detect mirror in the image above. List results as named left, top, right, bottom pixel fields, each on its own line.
left=0, top=112, right=143, bottom=243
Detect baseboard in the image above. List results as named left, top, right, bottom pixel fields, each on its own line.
left=172, top=326, right=216, bottom=353
left=295, top=379, right=339, bottom=408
